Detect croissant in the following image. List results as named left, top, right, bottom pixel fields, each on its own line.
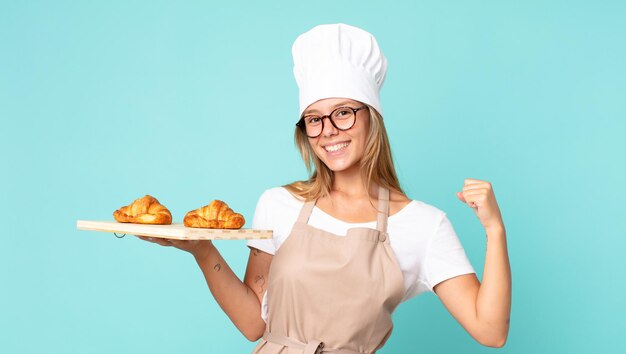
left=113, top=195, right=172, bottom=225
left=184, top=200, right=245, bottom=229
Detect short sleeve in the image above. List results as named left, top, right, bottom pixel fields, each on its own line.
left=246, top=190, right=277, bottom=255
left=422, top=213, right=475, bottom=292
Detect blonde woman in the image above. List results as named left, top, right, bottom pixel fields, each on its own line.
left=141, top=23, right=511, bottom=353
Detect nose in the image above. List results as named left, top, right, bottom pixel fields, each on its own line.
left=320, top=116, right=338, bottom=137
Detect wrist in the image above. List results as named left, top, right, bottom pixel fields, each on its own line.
left=485, top=223, right=506, bottom=239
left=193, top=241, right=216, bottom=263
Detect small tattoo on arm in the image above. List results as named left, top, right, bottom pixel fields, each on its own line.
left=213, top=263, right=221, bottom=272
left=253, top=249, right=261, bottom=256
left=254, top=275, right=266, bottom=294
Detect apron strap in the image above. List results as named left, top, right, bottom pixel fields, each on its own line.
left=297, top=199, right=317, bottom=224
left=297, top=186, right=390, bottom=234
left=376, top=186, right=390, bottom=233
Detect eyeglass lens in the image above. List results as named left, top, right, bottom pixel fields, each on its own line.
left=302, top=107, right=357, bottom=137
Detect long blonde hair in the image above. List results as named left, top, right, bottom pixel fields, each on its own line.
left=284, top=105, right=404, bottom=201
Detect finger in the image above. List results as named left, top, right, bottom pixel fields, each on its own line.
left=462, top=196, right=480, bottom=207
left=464, top=178, right=485, bottom=184
left=138, top=236, right=172, bottom=247
left=136, top=235, right=157, bottom=242
left=464, top=180, right=492, bottom=191
left=463, top=181, right=491, bottom=189
left=462, top=192, right=488, bottom=202
left=459, top=185, right=488, bottom=195
left=461, top=189, right=488, bottom=196
left=460, top=192, right=484, bottom=205
left=460, top=193, right=482, bottom=206
left=456, top=191, right=466, bottom=202
left=153, top=238, right=174, bottom=247
left=137, top=235, right=157, bottom=242
left=463, top=182, right=491, bottom=189
left=167, top=239, right=182, bottom=247
left=168, top=239, right=197, bottom=248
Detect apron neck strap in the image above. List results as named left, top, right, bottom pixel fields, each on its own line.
left=376, top=186, right=390, bottom=233
left=297, top=199, right=317, bottom=224
left=296, top=186, right=390, bottom=231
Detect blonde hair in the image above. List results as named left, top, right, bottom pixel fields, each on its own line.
left=284, top=105, right=404, bottom=201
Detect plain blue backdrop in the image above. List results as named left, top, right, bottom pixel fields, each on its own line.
left=1, top=1, right=625, bottom=353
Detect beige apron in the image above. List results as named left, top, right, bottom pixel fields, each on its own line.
left=251, top=187, right=405, bottom=354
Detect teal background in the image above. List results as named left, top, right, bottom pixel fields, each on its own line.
left=1, top=1, right=625, bottom=353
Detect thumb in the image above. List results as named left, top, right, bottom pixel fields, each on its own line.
left=456, top=191, right=466, bottom=203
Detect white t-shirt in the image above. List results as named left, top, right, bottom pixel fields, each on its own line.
left=247, top=187, right=475, bottom=322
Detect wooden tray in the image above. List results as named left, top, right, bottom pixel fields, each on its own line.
left=76, top=220, right=272, bottom=240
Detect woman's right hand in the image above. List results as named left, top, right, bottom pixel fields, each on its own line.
left=135, top=236, right=214, bottom=260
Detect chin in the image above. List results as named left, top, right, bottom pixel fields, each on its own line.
left=322, top=159, right=358, bottom=173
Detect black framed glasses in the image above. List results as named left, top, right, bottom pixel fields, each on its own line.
left=296, top=106, right=367, bottom=138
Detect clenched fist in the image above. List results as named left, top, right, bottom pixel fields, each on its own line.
left=456, top=178, right=505, bottom=232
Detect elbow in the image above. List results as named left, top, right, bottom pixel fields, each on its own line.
left=242, top=322, right=266, bottom=342
left=244, top=332, right=262, bottom=342
left=471, top=317, right=510, bottom=348
left=476, top=331, right=508, bottom=348
left=480, top=336, right=507, bottom=348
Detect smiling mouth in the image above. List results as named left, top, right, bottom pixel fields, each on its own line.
left=323, top=142, right=350, bottom=152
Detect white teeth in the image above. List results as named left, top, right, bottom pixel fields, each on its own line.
left=324, top=142, right=349, bottom=152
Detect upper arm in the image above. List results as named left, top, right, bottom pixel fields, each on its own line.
left=434, top=274, right=481, bottom=336
left=243, top=247, right=273, bottom=306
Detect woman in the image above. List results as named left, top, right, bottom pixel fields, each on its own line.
left=141, top=23, right=511, bottom=353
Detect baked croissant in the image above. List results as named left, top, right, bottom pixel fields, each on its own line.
left=113, top=195, right=172, bottom=225
left=184, top=200, right=245, bottom=229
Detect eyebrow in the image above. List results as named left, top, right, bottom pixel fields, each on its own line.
left=302, top=101, right=357, bottom=116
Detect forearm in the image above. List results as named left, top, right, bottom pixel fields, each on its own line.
left=475, top=224, right=511, bottom=345
left=194, top=244, right=265, bottom=341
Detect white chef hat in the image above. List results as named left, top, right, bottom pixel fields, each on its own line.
left=292, top=23, right=387, bottom=118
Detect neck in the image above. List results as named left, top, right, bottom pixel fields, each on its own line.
left=330, top=165, right=374, bottom=198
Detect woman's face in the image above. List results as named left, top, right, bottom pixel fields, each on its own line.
left=303, top=98, right=370, bottom=173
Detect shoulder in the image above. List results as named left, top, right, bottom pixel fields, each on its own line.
left=409, top=199, right=446, bottom=220
left=252, top=187, right=305, bottom=248
left=389, top=196, right=447, bottom=235
left=256, top=186, right=305, bottom=209
left=391, top=187, right=445, bottom=219
left=389, top=189, right=444, bottom=218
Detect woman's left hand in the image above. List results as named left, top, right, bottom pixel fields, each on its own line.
left=456, top=178, right=504, bottom=232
